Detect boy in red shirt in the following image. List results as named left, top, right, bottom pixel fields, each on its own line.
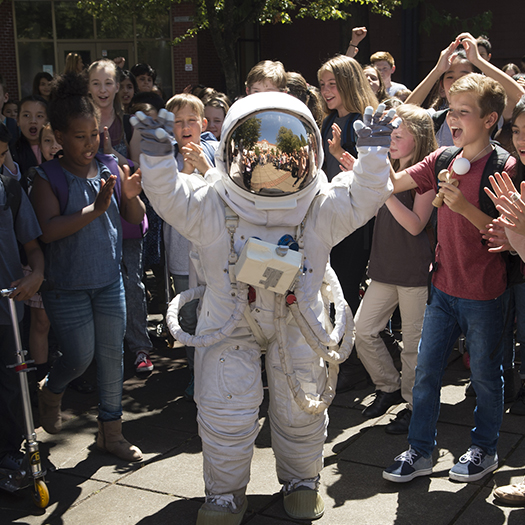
left=383, top=73, right=516, bottom=483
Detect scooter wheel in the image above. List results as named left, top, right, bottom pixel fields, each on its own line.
left=32, top=479, right=49, bottom=508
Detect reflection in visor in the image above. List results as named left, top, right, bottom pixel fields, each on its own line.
left=226, top=110, right=318, bottom=196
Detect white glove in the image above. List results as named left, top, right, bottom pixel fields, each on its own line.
left=353, top=104, right=399, bottom=148
left=130, top=108, right=176, bottom=157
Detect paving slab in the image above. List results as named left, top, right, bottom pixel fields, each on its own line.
left=454, top=486, right=525, bottom=525
left=2, top=321, right=524, bottom=525
left=2, top=475, right=107, bottom=525
left=118, top=436, right=205, bottom=499
left=48, top=483, right=198, bottom=525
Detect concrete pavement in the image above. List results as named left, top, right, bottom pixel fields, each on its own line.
left=2, top=328, right=525, bottom=525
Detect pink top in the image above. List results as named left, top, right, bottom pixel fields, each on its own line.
left=31, top=144, right=42, bottom=165
left=406, top=147, right=516, bottom=300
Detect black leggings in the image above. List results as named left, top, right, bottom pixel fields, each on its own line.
left=330, top=219, right=374, bottom=317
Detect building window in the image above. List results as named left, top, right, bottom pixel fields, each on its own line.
left=15, top=1, right=53, bottom=40
left=14, top=0, right=173, bottom=99
left=55, top=1, right=94, bottom=40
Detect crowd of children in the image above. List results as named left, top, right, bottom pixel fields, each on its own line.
left=2, top=26, right=525, bottom=521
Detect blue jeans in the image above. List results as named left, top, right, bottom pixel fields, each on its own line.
left=409, top=285, right=504, bottom=457
left=502, top=283, right=525, bottom=378
left=43, top=277, right=126, bottom=421
left=122, top=238, right=153, bottom=355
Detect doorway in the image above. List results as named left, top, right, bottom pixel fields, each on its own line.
left=57, top=42, right=135, bottom=73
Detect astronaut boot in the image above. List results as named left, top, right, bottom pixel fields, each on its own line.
left=196, top=490, right=248, bottom=525
left=282, top=476, right=325, bottom=520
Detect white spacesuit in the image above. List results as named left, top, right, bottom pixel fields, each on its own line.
left=134, top=93, right=394, bottom=524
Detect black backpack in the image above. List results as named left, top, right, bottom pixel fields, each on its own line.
left=1, top=172, right=22, bottom=222
left=1, top=173, right=26, bottom=265
left=431, top=109, right=449, bottom=135
left=434, top=145, right=510, bottom=220
left=431, top=145, right=524, bottom=289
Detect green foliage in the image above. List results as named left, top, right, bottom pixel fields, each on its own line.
left=276, top=126, right=303, bottom=155
left=14, top=1, right=53, bottom=40
left=399, top=0, right=492, bottom=39
left=78, top=0, right=173, bottom=19
left=78, top=0, right=400, bottom=46
left=257, top=0, right=400, bottom=25
left=78, top=0, right=493, bottom=44
left=419, top=4, right=492, bottom=38
left=232, top=117, right=262, bottom=152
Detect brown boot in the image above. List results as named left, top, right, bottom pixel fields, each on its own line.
left=37, top=380, right=64, bottom=434
left=96, top=419, right=143, bottom=462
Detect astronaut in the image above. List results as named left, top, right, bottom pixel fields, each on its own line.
left=133, top=93, right=395, bottom=525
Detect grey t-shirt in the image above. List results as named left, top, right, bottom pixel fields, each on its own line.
left=0, top=175, right=42, bottom=324
left=367, top=190, right=433, bottom=287
left=387, top=81, right=408, bottom=96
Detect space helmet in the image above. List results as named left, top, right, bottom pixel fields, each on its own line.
left=216, top=92, right=323, bottom=208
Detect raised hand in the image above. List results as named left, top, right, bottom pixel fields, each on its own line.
left=328, top=123, right=343, bottom=161
left=435, top=39, right=461, bottom=74
left=347, top=27, right=367, bottom=57
left=102, top=126, right=114, bottom=155
left=181, top=142, right=212, bottom=175
left=457, top=32, right=482, bottom=63
left=482, top=218, right=512, bottom=253
left=485, top=172, right=525, bottom=234
left=351, top=26, right=367, bottom=46
left=94, top=175, right=117, bottom=213
left=339, top=151, right=356, bottom=172
left=121, top=164, right=142, bottom=199
left=353, top=104, right=398, bottom=148
left=130, top=108, right=176, bottom=157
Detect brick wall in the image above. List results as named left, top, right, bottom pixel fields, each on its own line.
left=171, top=3, right=200, bottom=95
left=2, top=1, right=524, bottom=101
left=197, top=29, right=225, bottom=94
left=0, top=1, right=19, bottom=101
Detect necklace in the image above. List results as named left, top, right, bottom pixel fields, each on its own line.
left=469, top=143, right=493, bottom=163
left=452, top=144, right=493, bottom=176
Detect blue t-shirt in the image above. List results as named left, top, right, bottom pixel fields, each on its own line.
left=36, top=160, right=122, bottom=290
left=0, top=176, right=42, bottom=324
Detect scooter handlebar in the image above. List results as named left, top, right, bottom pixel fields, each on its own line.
left=1, top=280, right=54, bottom=298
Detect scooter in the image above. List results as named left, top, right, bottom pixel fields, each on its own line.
left=0, top=288, right=49, bottom=508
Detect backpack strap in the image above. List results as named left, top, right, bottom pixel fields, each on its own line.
left=40, top=155, right=122, bottom=214
left=478, top=144, right=510, bottom=219
left=428, top=146, right=462, bottom=303
left=434, top=146, right=462, bottom=179
left=431, top=109, right=449, bottom=134
left=1, top=172, right=22, bottom=222
left=40, top=158, right=69, bottom=214
left=341, top=113, right=360, bottom=158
